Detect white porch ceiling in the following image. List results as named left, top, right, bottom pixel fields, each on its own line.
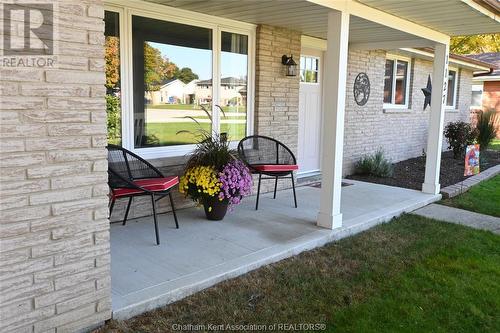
left=146, top=0, right=499, bottom=43
left=357, top=0, right=499, bottom=36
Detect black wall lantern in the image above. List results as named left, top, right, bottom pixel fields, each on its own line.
left=282, top=54, right=297, bottom=77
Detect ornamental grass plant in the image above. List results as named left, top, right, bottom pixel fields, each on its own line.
left=178, top=106, right=252, bottom=214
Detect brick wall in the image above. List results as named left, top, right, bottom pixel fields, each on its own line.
left=482, top=81, right=500, bottom=138
left=482, top=81, right=500, bottom=112
left=253, top=25, right=301, bottom=193
left=0, top=1, right=112, bottom=332
left=342, top=50, right=473, bottom=175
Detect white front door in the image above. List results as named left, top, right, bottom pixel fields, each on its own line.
left=298, top=49, right=323, bottom=176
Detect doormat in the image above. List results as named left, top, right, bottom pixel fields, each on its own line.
left=308, top=182, right=352, bottom=188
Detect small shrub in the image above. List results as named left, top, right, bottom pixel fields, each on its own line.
left=475, top=110, right=498, bottom=151
left=106, top=94, right=121, bottom=143
left=355, top=150, right=393, bottom=178
left=444, top=121, right=476, bottom=159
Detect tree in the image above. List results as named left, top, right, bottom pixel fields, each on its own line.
left=143, top=42, right=166, bottom=91
left=143, top=42, right=199, bottom=90
left=450, top=33, right=500, bottom=55
left=105, top=36, right=120, bottom=91
left=175, top=67, right=199, bottom=84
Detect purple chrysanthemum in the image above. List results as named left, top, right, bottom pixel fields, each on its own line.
left=218, top=159, right=253, bottom=207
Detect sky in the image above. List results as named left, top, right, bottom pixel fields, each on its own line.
left=150, top=42, right=248, bottom=80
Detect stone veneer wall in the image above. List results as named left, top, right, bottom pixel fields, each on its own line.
left=252, top=25, right=301, bottom=193
left=342, top=50, right=472, bottom=175
left=0, top=1, right=112, bottom=332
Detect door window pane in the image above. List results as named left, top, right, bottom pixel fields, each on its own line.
left=394, top=60, right=408, bottom=105
left=383, top=59, right=394, bottom=103
left=220, top=32, right=248, bottom=142
left=105, top=11, right=122, bottom=145
left=300, top=56, right=319, bottom=83
left=132, top=15, right=212, bottom=148
left=446, top=70, right=456, bottom=107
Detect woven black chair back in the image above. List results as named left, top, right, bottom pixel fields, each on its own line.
left=237, top=135, right=296, bottom=166
left=107, top=144, right=163, bottom=189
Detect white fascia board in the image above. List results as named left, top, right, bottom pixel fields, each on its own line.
left=399, top=48, right=491, bottom=72
left=473, top=75, right=500, bottom=82
left=350, top=39, right=434, bottom=51
left=461, top=0, right=500, bottom=23
left=307, top=0, right=450, bottom=44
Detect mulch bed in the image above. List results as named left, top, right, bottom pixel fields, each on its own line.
left=346, top=150, right=500, bottom=191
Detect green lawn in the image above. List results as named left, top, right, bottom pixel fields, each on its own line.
left=145, top=122, right=246, bottom=145
left=100, top=215, right=500, bottom=333
left=440, top=175, right=500, bottom=217
left=490, top=139, right=500, bottom=151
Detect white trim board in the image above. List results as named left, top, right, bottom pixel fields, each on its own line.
left=400, top=48, right=491, bottom=72
left=307, top=0, right=450, bottom=44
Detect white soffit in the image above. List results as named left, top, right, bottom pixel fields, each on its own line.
left=143, top=0, right=498, bottom=41
left=145, top=0, right=436, bottom=43
left=357, top=0, right=499, bottom=36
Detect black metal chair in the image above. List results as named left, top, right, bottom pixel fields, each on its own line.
left=237, top=135, right=299, bottom=210
left=107, top=144, right=179, bottom=245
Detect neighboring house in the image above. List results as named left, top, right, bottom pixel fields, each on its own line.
left=465, top=52, right=500, bottom=137
left=1, top=1, right=499, bottom=332
left=196, top=77, right=247, bottom=106
left=158, top=78, right=187, bottom=104
left=149, top=79, right=199, bottom=105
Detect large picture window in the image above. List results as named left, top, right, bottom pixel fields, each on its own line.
left=383, top=56, right=410, bottom=108
left=104, top=7, right=254, bottom=158
left=132, top=15, right=212, bottom=148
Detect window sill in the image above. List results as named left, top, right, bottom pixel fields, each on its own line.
left=383, top=108, right=412, bottom=114
left=445, top=108, right=459, bottom=113
left=132, top=140, right=241, bottom=167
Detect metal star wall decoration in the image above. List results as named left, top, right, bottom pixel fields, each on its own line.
left=421, top=75, right=432, bottom=110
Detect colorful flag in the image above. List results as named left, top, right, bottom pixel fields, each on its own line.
left=464, top=144, right=480, bottom=176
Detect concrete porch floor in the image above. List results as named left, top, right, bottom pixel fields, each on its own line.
left=110, top=180, right=440, bottom=319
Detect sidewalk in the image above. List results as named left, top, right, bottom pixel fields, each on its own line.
left=413, top=204, right=500, bottom=235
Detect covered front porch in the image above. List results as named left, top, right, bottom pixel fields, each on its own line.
left=111, top=180, right=439, bottom=319
left=105, top=0, right=498, bottom=322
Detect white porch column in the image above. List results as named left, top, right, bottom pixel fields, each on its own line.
left=422, top=42, right=450, bottom=194
left=317, top=10, right=349, bottom=229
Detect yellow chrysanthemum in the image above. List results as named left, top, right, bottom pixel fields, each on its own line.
left=179, top=165, right=221, bottom=198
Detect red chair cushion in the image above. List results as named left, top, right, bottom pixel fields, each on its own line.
left=112, top=176, right=179, bottom=198
left=252, top=164, right=299, bottom=172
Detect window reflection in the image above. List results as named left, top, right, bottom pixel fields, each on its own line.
left=132, top=15, right=212, bottom=148
left=220, top=31, right=248, bottom=141
left=104, top=11, right=122, bottom=145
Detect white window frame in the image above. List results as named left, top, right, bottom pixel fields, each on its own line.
left=446, top=67, right=458, bottom=110
left=383, top=54, right=411, bottom=110
left=300, top=55, right=321, bottom=85
left=104, top=0, right=256, bottom=160
left=471, top=83, right=484, bottom=109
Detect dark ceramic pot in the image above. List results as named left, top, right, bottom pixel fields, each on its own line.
left=203, top=197, right=229, bottom=221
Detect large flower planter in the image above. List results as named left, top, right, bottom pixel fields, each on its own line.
left=203, top=197, right=229, bottom=221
